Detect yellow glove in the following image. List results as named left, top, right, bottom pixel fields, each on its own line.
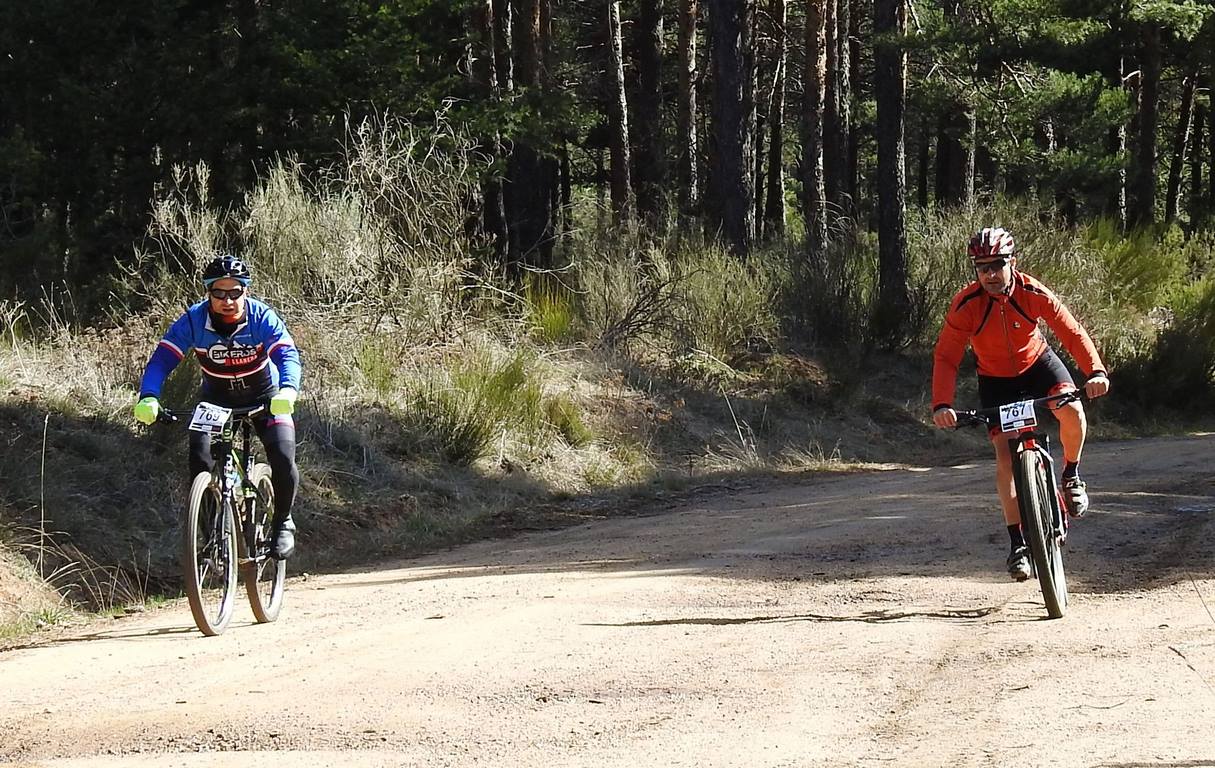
left=133, top=396, right=160, bottom=425
left=270, top=388, right=297, bottom=416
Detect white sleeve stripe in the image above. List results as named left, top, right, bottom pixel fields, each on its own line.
left=158, top=340, right=185, bottom=358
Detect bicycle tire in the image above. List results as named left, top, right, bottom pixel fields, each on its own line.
left=183, top=471, right=238, bottom=636
left=1016, top=449, right=1068, bottom=618
left=243, top=463, right=286, bottom=623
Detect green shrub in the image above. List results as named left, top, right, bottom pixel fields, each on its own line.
left=672, top=242, right=782, bottom=361
left=570, top=229, right=781, bottom=361
left=400, top=380, right=501, bottom=466
left=398, top=349, right=546, bottom=465
left=544, top=395, right=593, bottom=447
left=356, top=336, right=400, bottom=398
left=1118, top=275, right=1215, bottom=411
left=1080, top=220, right=1186, bottom=312
left=575, top=239, right=677, bottom=350
left=526, top=279, right=576, bottom=344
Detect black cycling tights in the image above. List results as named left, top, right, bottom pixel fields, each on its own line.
left=189, top=420, right=299, bottom=522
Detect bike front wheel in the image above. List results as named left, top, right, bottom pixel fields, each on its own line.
left=1016, top=449, right=1068, bottom=619
left=183, top=472, right=238, bottom=636
left=243, top=463, right=286, bottom=623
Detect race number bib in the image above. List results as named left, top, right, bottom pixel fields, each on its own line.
left=188, top=402, right=233, bottom=434
left=998, top=399, right=1037, bottom=432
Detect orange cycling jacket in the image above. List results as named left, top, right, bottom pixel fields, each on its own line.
left=932, top=270, right=1105, bottom=411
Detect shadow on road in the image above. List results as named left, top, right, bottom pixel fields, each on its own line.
left=327, top=435, right=1215, bottom=603
left=586, top=604, right=1005, bottom=626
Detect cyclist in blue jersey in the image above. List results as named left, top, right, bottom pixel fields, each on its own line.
left=133, top=255, right=302, bottom=560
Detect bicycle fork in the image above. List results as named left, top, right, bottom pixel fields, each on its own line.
left=1012, top=432, right=1069, bottom=548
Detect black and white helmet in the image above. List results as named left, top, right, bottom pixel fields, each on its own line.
left=202, top=255, right=252, bottom=287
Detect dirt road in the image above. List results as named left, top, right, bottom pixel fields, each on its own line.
left=3, top=435, right=1215, bottom=767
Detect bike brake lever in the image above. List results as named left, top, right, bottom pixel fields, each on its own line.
left=951, top=413, right=984, bottom=429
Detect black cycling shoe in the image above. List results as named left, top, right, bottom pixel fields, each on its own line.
left=1006, top=546, right=1031, bottom=582
left=270, top=516, right=296, bottom=560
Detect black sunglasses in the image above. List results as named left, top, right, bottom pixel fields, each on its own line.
left=208, top=287, right=246, bottom=300
left=974, top=257, right=1010, bottom=274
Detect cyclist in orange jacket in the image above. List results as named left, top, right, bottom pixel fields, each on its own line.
left=931, top=227, right=1110, bottom=581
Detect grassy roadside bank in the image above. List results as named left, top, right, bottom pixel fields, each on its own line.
left=2, top=316, right=1155, bottom=650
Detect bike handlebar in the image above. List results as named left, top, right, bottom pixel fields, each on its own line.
left=953, top=390, right=1088, bottom=430
left=156, top=402, right=268, bottom=425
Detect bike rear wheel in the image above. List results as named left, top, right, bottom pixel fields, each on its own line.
left=1016, top=449, right=1068, bottom=618
left=183, top=472, right=238, bottom=636
left=243, top=463, right=285, bottom=623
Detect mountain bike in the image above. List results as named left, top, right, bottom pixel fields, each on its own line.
left=158, top=402, right=286, bottom=636
left=955, top=390, right=1086, bottom=619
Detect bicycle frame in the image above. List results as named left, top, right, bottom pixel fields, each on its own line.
left=162, top=403, right=269, bottom=563
left=955, top=390, right=1081, bottom=541
left=211, top=415, right=262, bottom=562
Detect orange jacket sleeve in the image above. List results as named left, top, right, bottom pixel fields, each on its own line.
left=931, top=296, right=974, bottom=410
left=1024, top=282, right=1106, bottom=377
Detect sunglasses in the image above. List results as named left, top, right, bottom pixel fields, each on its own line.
left=974, top=258, right=1010, bottom=275
left=208, top=288, right=246, bottom=301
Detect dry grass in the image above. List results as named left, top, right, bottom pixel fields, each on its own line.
left=0, top=275, right=1124, bottom=645
left=1, top=120, right=1194, bottom=643
left=0, top=541, right=75, bottom=644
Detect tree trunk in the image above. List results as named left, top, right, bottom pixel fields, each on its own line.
left=847, top=0, right=861, bottom=208
left=802, top=0, right=828, bottom=260
left=1129, top=23, right=1161, bottom=228
left=608, top=0, right=634, bottom=225
left=1102, top=32, right=1128, bottom=229
left=506, top=0, right=554, bottom=270
left=560, top=144, right=573, bottom=238
left=916, top=114, right=930, bottom=210
left=472, top=0, right=508, bottom=267
left=635, top=0, right=665, bottom=228
left=933, top=2, right=974, bottom=211
left=232, top=0, right=262, bottom=197
left=830, top=0, right=852, bottom=216
left=763, top=0, right=787, bottom=237
left=934, top=113, right=958, bottom=207
left=542, top=0, right=554, bottom=83
left=676, top=0, right=701, bottom=218
left=1165, top=70, right=1196, bottom=226
left=1110, top=121, right=1128, bottom=229
left=934, top=110, right=975, bottom=209
left=873, top=0, right=910, bottom=345
left=751, top=8, right=764, bottom=235
left=493, top=0, right=514, bottom=92
left=748, top=4, right=760, bottom=235
left=707, top=0, right=754, bottom=257
left=515, top=0, right=542, bottom=87
left=963, top=110, right=976, bottom=208
left=1192, top=101, right=1205, bottom=231
left=1209, top=76, right=1215, bottom=218
left=823, top=0, right=841, bottom=211
left=755, top=103, right=766, bottom=238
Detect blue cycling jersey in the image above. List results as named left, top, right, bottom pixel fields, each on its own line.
left=139, top=298, right=302, bottom=407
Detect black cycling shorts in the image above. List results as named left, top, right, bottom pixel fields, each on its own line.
left=978, top=347, right=1075, bottom=410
